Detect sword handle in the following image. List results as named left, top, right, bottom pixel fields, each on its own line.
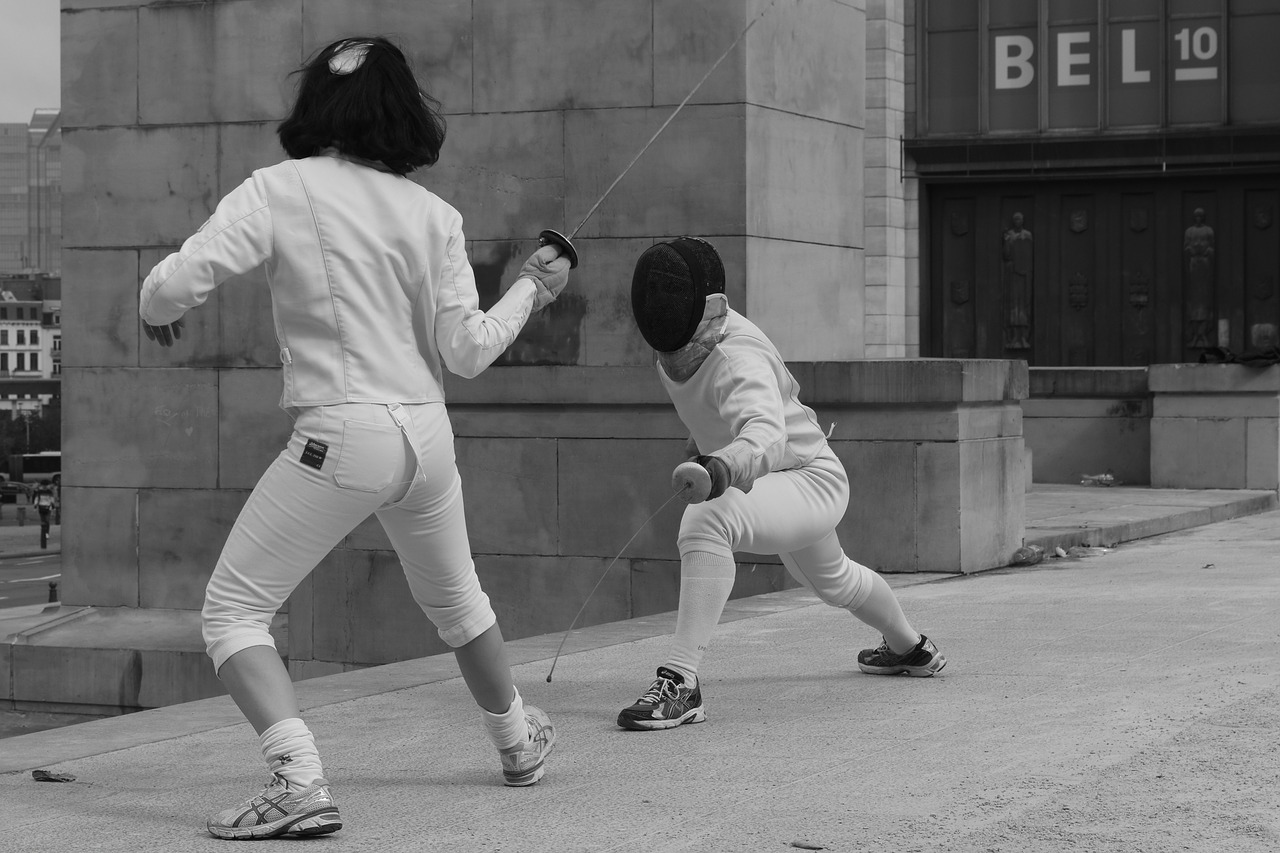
left=538, top=229, right=579, bottom=269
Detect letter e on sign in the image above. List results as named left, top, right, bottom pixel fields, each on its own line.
left=995, top=35, right=1034, bottom=89
left=1058, top=32, right=1091, bottom=87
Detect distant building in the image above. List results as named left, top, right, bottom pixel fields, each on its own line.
left=0, top=110, right=61, bottom=276
left=28, top=110, right=61, bottom=276
left=0, top=275, right=60, bottom=416
left=0, top=125, right=25, bottom=273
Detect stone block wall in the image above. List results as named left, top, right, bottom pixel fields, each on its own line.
left=1023, top=368, right=1153, bottom=486
left=1150, top=364, right=1280, bottom=490
left=21, top=0, right=886, bottom=709
left=864, top=0, right=919, bottom=358
left=812, top=359, right=1026, bottom=573
left=284, top=359, right=1027, bottom=674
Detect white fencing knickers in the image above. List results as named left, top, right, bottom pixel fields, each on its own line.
left=202, top=402, right=496, bottom=673
left=675, top=447, right=875, bottom=611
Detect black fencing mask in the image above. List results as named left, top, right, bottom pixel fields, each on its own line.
left=631, top=237, right=726, bottom=352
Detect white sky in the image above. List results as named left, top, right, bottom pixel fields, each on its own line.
left=0, top=0, right=60, bottom=124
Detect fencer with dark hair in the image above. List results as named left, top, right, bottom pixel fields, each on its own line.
left=618, top=237, right=946, bottom=732
left=140, top=35, right=568, bottom=839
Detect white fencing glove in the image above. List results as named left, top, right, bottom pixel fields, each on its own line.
left=520, top=245, right=572, bottom=310
left=672, top=455, right=730, bottom=504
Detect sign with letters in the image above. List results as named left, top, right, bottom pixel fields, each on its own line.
left=923, top=3, right=1279, bottom=135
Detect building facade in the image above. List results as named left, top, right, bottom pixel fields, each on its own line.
left=27, top=110, right=62, bottom=277
left=906, top=0, right=1280, bottom=366
left=0, top=111, right=62, bottom=276
left=0, top=276, right=61, bottom=416
left=0, top=125, right=26, bottom=274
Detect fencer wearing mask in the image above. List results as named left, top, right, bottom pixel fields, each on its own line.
left=617, top=237, right=946, bottom=731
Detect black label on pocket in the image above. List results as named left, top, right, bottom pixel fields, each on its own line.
left=301, top=439, right=328, bottom=470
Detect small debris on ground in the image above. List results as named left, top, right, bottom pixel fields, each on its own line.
left=1080, top=472, right=1121, bottom=486
left=790, top=842, right=826, bottom=851
left=31, top=770, right=75, bottom=783
left=1066, top=546, right=1111, bottom=558
left=1011, top=544, right=1045, bottom=565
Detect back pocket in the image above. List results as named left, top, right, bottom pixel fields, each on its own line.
left=332, top=420, right=405, bottom=492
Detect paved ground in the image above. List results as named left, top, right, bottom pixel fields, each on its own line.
left=0, top=504, right=60, bottom=561
left=1, top=486, right=1277, bottom=852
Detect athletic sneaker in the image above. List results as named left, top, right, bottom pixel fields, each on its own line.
left=857, top=634, right=947, bottom=677
left=617, top=666, right=706, bottom=730
left=206, top=775, right=341, bottom=840
left=499, top=704, right=556, bottom=787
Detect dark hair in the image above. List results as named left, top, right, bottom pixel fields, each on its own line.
left=277, top=36, right=447, bottom=175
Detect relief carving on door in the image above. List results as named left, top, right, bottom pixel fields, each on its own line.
left=1127, top=271, right=1150, bottom=309
left=1069, top=273, right=1090, bottom=310
left=1001, top=212, right=1032, bottom=350
left=1183, top=208, right=1215, bottom=349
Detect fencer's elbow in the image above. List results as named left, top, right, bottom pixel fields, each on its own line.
left=444, top=358, right=487, bottom=380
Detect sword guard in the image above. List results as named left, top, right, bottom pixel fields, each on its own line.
left=538, top=229, right=579, bottom=269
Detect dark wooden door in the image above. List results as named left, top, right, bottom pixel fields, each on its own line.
left=926, top=177, right=1280, bottom=365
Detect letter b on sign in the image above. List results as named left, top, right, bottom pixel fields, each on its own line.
left=996, top=35, right=1034, bottom=89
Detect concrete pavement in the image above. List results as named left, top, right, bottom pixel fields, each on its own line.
left=1, top=485, right=1277, bottom=852
left=0, top=508, right=60, bottom=562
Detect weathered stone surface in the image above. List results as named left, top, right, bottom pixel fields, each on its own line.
left=1150, top=365, right=1280, bottom=489
left=138, top=0, right=299, bottom=124
left=746, top=107, right=864, bottom=246
left=138, top=488, right=250, bottom=610
left=218, top=369, right=291, bottom=489
left=557, top=438, right=686, bottom=562
left=60, top=249, right=138, bottom=369
left=565, top=105, right=747, bottom=239
left=456, top=437, right=558, bottom=556
left=61, top=7, right=138, bottom=128
left=473, top=0, right=651, bottom=112
left=746, top=240, right=865, bottom=361
left=419, top=114, right=565, bottom=242
left=62, top=126, right=218, bottom=247
left=60, top=487, right=139, bottom=608
left=63, top=368, right=219, bottom=490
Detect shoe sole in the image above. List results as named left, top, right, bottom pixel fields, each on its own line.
left=858, top=655, right=947, bottom=677
left=208, top=809, right=343, bottom=840
left=616, top=706, right=707, bottom=731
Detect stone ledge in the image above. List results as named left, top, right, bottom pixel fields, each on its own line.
left=1030, top=366, right=1150, bottom=398
left=3, top=606, right=285, bottom=715
left=442, top=360, right=1029, bottom=406
left=1150, top=363, right=1280, bottom=393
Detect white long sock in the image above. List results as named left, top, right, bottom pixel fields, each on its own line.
left=666, top=550, right=737, bottom=685
left=479, top=687, right=527, bottom=752
left=847, top=568, right=920, bottom=654
left=259, top=718, right=324, bottom=789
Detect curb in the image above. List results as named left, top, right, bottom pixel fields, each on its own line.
left=0, top=549, right=61, bottom=560
left=1024, top=491, right=1277, bottom=552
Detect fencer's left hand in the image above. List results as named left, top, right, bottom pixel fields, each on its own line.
left=672, top=455, right=731, bottom=504
left=143, top=319, right=184, bottom=347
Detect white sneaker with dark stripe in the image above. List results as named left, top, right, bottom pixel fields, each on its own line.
left=617, top=667, right=707, bottom=731
left=499, top=705, right=556, bottom=786
left=207, top=775, right=341, bottom=840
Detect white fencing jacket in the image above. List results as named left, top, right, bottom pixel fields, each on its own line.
left=139, top=154, right=538, bottom=411
left=659, top=309, right=830, bottom=494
